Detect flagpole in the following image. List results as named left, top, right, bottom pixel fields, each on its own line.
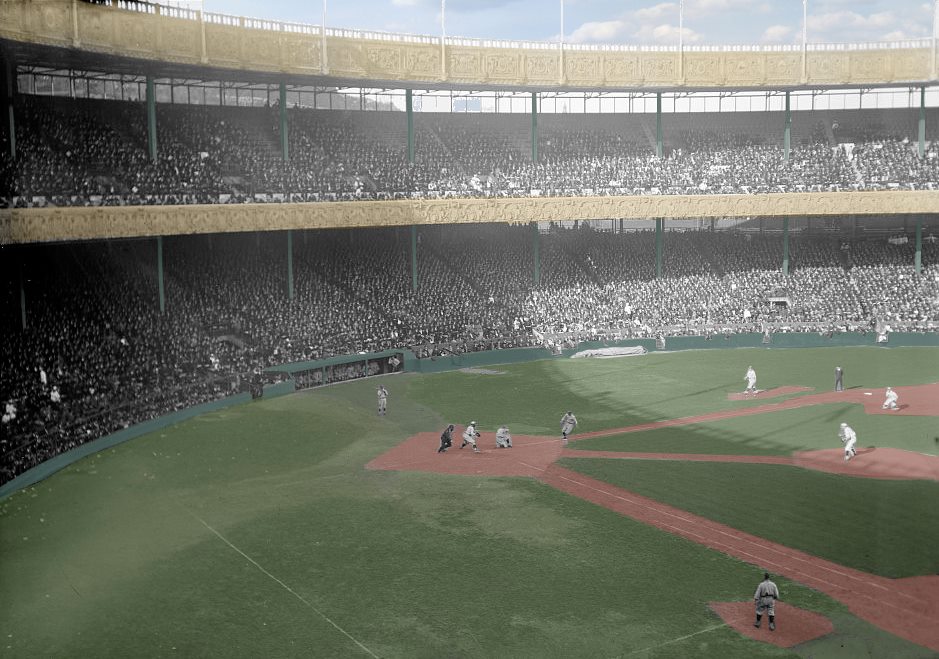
left=441, top=0, right=446, bottom=79
left=678, top=0, right=684, bottom=80
left=801, top=0, right=808, bottom=82
left=559, top=0, right=565, bottom=84
left=321, top=0, right=328, bottom=74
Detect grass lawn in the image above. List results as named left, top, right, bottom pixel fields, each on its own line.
left=559, top=457, right=939, bottom=578
left=2, top=346, right=938, bottom=657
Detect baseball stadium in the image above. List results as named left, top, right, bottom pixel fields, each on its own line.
left=1, top=1, right=939, bottom=657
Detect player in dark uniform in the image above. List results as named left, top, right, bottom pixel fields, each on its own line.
left=437, top=424, right=454, bottom=453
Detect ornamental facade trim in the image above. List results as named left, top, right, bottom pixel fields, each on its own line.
left=3, top=192, right=937, bottom=244
left=1, top=1, right=936, bottom=89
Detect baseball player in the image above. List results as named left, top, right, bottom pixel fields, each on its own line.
left=839, top=422, right=858, bottom=462
left=753, top=572, right=780, bottom=631
left=560, top=411, right=577, bottom=444
left=461, top=421, right=481, bottom=453
left=437, top=424, right=454, bottom=453
left=882, top=387, right=899, bottom=411
left=495, top=424, right=513, bottom=448
left=834, top=366, right=844, bottom=392
left=377, top=385, right=388, bottom=416
left=744, top=365, right=757, bottom=396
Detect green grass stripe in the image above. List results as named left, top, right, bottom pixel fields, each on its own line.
left=559, top=458, right=939, bottom=578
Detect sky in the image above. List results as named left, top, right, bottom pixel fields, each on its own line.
left=179, top=0, right=937, bottom=47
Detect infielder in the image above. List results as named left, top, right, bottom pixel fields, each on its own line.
left=437, top=424, right=454, bottom=453
left=753, top=572, right=780, bottom=631
left=495, top=424, right=513, bottom=448
left=744, top=365, right=757, bottom=396
left=839, top=422, right=858, bottom=462
left=461, top=421, right=481, bottom=453
left=560, top=411, right=577, bottom=444
left=882, top=386, right=899, bottom=411
left=377, top=385, right=388, bottom=416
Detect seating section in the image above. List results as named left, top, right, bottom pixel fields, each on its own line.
left=3, top=97, right=938, bottom=207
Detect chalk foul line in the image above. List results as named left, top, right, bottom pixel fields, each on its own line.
left=188, top=510, right=379, bottom=659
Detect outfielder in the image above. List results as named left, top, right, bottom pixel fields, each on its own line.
left=377, top=385, right=388, bottom=416
left=839, top=422, right=858, bottom=462
left=495, top=424, right=513, bottom=449
left=882, top=386, right=899, bottom=411
left=753, top=572, right=780, bottom=631
left=560, top=411, right=578, bottom=444
left=461, top=421, right=481, bottom=453
left=744, top=365, right=757, bottom=396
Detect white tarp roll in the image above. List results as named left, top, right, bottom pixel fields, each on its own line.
left=570, top=346, right=648, bottom=359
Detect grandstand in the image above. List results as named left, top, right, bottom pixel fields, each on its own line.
left=1, top=3, right=939, bottom=657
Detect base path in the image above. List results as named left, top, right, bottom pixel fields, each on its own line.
left=366, top=383, right=939, bottom=652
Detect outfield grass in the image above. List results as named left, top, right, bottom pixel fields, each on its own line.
left=558, top=458, right=939, bottom=578
left=572, top=402, right=939, bottom=456
left=1, top=346, right=937, bottom=657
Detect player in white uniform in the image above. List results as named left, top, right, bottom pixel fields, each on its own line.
left=753, top=572, right=780, bottom=631
left=882, top=387, right=899, bottom=411
left=839, top=422, right=857, bottom=461
left=495, top=425, right=513, bottom=448
left=377, top=385, right=388, bottom=416
left=461, top=422, right=481, bottom=453
left=744, top=366, right=757, bottom=396
left=560, top=411, right=578, bottom=444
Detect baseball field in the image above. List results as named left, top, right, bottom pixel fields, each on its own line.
left=1, top=345, right=938, bottom=658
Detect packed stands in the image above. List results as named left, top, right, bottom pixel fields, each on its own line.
left=3, top=97, right=938, bottom=208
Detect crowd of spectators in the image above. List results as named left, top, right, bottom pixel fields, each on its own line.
left=2, top=225, right=938, bottom=485
left=3, top=97, right=938, bottom=207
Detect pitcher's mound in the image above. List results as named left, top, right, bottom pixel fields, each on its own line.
left=709, top=601, right=833, bottom=648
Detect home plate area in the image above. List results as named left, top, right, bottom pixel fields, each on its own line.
left=708, top=601, right=834, bottom=648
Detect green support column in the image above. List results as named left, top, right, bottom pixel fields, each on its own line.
left=19, top=261, right=26, bottom=331
left=784, top=91, right=792, bottom=163
left=410, top=225, right=418, bottom=292
left=146, top=76, right=157, bottom=162
left=782, top=218, right=790, bottom=276
left=531, top=92, right=538, bottom=162
left=655, top=92, right=663, bottom=158
left=157, top=236, right=165, bottom=314
left=3, top=53, right=14, bottom=158
left=655, top=218, right=663, bottom=279
left=918, top=86, right=926, bottom=159
left=279, top=82, right=289, bottom=161
left=531, top=222, right=541, bottom=285
left=406, top=89, right=414, bottom=164
left=915, top=218, right=922, bottom=275
left=286, top=230, right=294, bottom=300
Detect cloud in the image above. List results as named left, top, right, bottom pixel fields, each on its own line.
left=634, top=2, right=678, bottom=23
left=636, top=23, right=701, bottom=44
left=808, top=10, right=895, bottom=32
left=686, top=0, right=764, bottom=17
left=761, top=24, right=793, bottom=43
left=569, top=19, right=631, bottom=43
left=391, top=0, right=420, bottom=6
